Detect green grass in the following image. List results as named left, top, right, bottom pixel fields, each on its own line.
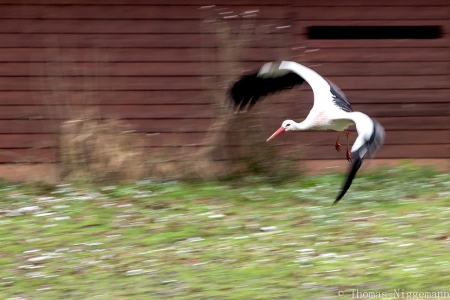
left=1, top=165, right=450, bottom=299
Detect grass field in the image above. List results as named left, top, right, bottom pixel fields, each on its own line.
left=1, top=165, right=450, bottom=299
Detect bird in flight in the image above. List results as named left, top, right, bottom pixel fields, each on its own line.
left=228, top=61, right=385, bottom=205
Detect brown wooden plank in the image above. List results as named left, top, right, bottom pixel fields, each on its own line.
left=0, top=129, right=445, bottom=150
left=326, top=76, right=449, bottom=90
left=0, top=5, right=291, bottom=20
left=275, top=130, right=450, bottom=146
left=295, top=6, right=449, bottom=20
left=374, top=116, right=450, bottom=130
left=0, top=5, right=200, bottom=20
left=0, top=76, right=204, bottom=91
left=214, top=101, right=443, bottom=119
left=216, top=115, right=450, bottom=130
left=293, top=20, right=449, bottom=30
left=0, top=148, right=56, bottom=163
left=0, top=20, right=204, bottom=34
left=0, top=103, right=448, bottom=122
left=0, top=0, right=293, bottom=5
left=0, top=48, right=285, bottom=62
left=302, top=144, right=450, bottom=159
left=319, top=103, right=450, bottom=117
left=144, top=130, right=450, bottom=147
left=142, top=133, right=207, bottom=147
left=297, top=39, right=450, bottom=48
left=0, top=119, right=216, bottom=133
left=0, top=91, right=213, bottom=105
left=1, top=47, right=447, bottom=63
left=2, top=61, right=449, bottom=76
left=0, top=19, right=289, bottom=34
left=228, top=144, right=450, bottom=159
left=277, top=89, right=450, bottom=105
left=0, top=105, right=214, bottom=119
left=0, top=120, right=61, bottom=133
left=294, top=48, right=450, bottom=62
left=0, top=134, right=56, bottom=148
left=0, top=32, right=447, bottom=50
left=0, top=119, right=177, bottom=134
left=0, top=75, right=445, bottom=91
left=336, top=89, right=450, bottom=104
left=146, top=144, right=450, bottom=159
left=0, top=102, right=445, bottom=120
left=293, top=0, right=449, bottom=6
left=2, top=89, right=449, bottom=106
left=130, top=116, right=450, bottom=131
left=0, top=33, right=290, bottom=48
left=353, top=103, right=450, bottom=117
left=0, top=0, right=445, bottom=5
left=307, top=62, right=450, bottom=76
left=129, top=119, right=213, bottom=133
left=9, top=62, right=227, bottom=76
left=1, top=102, right=447, bottom=120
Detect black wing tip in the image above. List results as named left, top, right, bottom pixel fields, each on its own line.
left=332, top=155, right=363, bottom=205
left=228, top=72, right=258, bottom=106
left=227, top=63, right=304, bottom=112
left=227, top=71, right=260, bottom=112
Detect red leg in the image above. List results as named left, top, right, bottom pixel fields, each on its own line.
left=334, top=132, right=341, bottom=152
left=345, top=130, right=352, bottom=162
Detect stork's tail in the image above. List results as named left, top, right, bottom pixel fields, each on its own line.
left=361, top=119, right=385, bottom=159
left=333, top=118, right=385, bottom=205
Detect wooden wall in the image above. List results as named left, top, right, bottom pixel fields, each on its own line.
left=0, top=0, right=448, bottom=166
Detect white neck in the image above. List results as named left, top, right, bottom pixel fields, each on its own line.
left=293, top=119, right=312, bottom=131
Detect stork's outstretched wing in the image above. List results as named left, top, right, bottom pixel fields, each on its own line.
left=229, top=61, right=353, bottom=113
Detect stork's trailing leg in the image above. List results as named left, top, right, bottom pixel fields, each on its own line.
left=334, top=132, right=341, bottom=152
left=345, top=130, right=352, bottom=162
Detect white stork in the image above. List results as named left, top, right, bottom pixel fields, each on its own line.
left=228, top=61, right=385, bottom=205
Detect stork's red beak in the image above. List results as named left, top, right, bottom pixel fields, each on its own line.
left=267, top=127, right=285, bottom=142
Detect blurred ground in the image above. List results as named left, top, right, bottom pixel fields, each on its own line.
left=1, top=165, right=450, bottom=299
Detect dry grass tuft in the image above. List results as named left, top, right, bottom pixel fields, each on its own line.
left=59, top=113, right=145, bottom=184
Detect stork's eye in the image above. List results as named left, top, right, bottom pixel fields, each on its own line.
left=286, top=123, right=291, bottom=127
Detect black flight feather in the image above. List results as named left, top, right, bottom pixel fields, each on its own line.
left=228, top=69, right=304, bottom=112
left=326, top=78, right=353, bottom=113
left=333, top=154, right=362, bottom=205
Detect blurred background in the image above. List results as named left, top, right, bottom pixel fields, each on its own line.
left=0, top=0, right=448, bottom=183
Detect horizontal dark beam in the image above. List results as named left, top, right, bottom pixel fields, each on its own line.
left=308, top=26, right=442, bottom=39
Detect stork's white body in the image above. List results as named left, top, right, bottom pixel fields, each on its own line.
left=272, top=61, right=375, bottom=154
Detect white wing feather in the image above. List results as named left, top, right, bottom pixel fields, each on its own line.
left=278, top=61, right=335, bottom=109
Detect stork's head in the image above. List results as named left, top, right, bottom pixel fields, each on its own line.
left=267, top=120, right=295, bottom=142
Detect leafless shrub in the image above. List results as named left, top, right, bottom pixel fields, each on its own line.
left=59, top=115, right=144, bottom=184
left=36, top=43, right=145, bottom=184
left=200, top=6, right=303, bottom=181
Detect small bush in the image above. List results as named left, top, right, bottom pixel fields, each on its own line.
left=59, top=115, right=145, bottom=184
